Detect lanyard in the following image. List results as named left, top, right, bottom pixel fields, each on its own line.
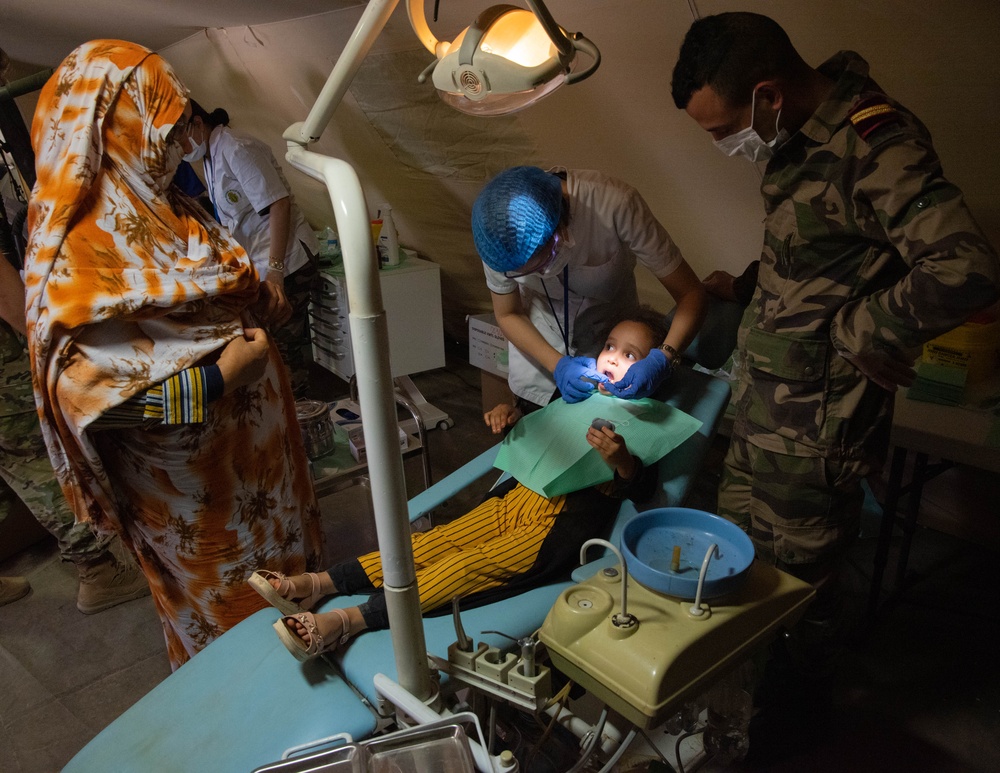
left=203, top=138, right=219, bottom=221
left=541, top=265, right=570, bottom=355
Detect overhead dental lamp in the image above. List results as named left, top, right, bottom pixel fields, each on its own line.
left=408, top=0, right=601, bottom=115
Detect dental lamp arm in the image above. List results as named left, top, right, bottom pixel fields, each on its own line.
left=284, top=0, right=400, bottom=146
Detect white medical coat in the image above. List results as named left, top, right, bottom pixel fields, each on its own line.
left=204, top=126, right=317, bottom=279
left=483, top=168, right=685, bottom=406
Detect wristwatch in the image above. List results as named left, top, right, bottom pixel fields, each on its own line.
left=660, top=343, right=680, bottom=362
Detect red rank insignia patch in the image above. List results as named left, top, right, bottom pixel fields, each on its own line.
left=848, top=94, right=901, bottom=140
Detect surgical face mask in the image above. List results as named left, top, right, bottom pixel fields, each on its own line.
left=537, top=236, right=573, bottom=278
left=714, top=91, right=790, bottom=163
left=182, top=138, right=206, bottom=163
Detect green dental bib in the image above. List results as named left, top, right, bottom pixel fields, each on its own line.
left=494, top=393, right=702, bottom=497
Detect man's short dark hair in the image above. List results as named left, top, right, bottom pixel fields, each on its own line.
left=671, top=12, right=800, bottom=109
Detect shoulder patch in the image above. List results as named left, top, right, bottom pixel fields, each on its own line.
left=848, top=94, right=901, bottom=141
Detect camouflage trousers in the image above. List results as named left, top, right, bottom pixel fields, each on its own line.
left=717, top=433, right=866, bottom=569
left=267, top=255, right=319, bottom=399
left=0, top=339, right=110, bottom=564
left=718, top=434, right=870, bottom=677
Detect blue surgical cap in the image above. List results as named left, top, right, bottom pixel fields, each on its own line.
left=472, top=166, right=563, bottom=273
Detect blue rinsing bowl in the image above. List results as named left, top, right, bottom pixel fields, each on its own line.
left=620, top=508, right=754, bottom=600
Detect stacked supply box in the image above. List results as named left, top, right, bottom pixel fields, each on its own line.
left=468, top=313, right=509, bottom=377
left=923, top=314, right=1000, bottom=384
left=468, top=313, right=515, bottom=413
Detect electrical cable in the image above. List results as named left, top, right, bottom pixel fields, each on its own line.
left=674, top=728, right=704, bottom=773
left=523, top=686, right=569, bottom=771
left=487, top=699, right=497, bottom=754
left=542, top=680, right=572, bottom=712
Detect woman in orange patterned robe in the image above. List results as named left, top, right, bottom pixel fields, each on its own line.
left=24, top=40, right=323, bottom=669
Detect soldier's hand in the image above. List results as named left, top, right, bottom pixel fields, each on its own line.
left=702, top=270, right=739, bottom=301
left=840, top=347, right=917, bottom=392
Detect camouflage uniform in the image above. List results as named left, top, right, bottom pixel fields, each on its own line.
left=0, top=323, right=110, bottom=563
left=718, top=52, right=1000, bottom=568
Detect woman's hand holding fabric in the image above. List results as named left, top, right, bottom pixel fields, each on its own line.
left=218, top=328, right=270, bottom=394
left=253, top=276, right=293, bottom=326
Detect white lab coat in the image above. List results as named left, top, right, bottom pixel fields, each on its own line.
left=483, top=168, right=685, bottom=406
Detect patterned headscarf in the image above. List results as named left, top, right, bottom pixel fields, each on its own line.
left=25, top=40, right=259, bottom=522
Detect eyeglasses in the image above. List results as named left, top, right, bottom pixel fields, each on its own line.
left=505, top=230, right=561, bottom=278
left=166, top=117, right=190, bottom=146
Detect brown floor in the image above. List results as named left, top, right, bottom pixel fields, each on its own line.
left=1, top=353, right=998, bottom=772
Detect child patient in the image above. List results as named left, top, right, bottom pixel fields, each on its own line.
left=251, top=306, right=669, bottom=661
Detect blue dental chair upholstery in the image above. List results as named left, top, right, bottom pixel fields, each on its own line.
left=64, top=304, right=739, bottom=773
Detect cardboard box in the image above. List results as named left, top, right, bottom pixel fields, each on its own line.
left=481, top=370, right=515, bottom=414
left=348, top=424, right=408, bottom=464
left=468, top=313, right=509, bottom=377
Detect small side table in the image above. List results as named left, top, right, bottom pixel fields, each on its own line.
left=868, top=383, right=1000, bottom=617
left=310, top=398, right=430, bottom=500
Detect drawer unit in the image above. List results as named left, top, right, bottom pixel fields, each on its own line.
left=309, top=256, right=446, bottom=383
left=309, top=273, right=354, bottom=379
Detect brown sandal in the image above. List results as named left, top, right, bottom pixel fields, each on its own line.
left=273, top=608, right=351, bottom=662
left=248, top=570, right=325, bottom=615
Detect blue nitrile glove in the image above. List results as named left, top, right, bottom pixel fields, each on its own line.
left=603, top=348, right=672, bottom=399
left=554, top=356, right=608, bottom=403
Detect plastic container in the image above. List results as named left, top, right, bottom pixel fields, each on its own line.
left=316, top=227, right=341, bottom=263
left=704, top=684, right=753, bottom=764
left=377, top=204, right=400, bottom=268
left=295, top=399, right=335, bottom=459
left=923, top=318, right=1000, bottom=384
left=620, top=507, right=754, bottom=599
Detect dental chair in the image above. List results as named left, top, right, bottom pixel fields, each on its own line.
left=63, top=300, right=741, bottom=773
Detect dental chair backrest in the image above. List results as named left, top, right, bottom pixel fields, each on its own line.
left=668, top=296, right=744, bottom=371
left=598, top=297, right=743, bottom=548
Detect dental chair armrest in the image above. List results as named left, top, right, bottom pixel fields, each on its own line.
left=407, top=444, right=502, bottom=522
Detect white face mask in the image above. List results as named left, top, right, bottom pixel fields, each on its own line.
left=714, top=90, right=789, bottom=162
left=182, top=138, right=207, bottom=163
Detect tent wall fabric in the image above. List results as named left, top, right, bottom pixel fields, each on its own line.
left=6, top=1, right=999, bottom=340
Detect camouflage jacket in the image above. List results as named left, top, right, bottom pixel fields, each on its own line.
left=732, top=51, right=1000, bottom=465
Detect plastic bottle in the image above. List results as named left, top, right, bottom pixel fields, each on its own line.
left=378, top=204, right=400, bottom=268
left=316, top=227, right=341, bottom=265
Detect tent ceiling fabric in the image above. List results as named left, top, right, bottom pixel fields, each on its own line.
left=1, top=0, right=361, bottom=68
